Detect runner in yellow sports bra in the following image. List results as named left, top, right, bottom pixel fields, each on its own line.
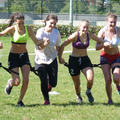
left=11, top=25, right=29, bottom=44
left=0, top=12, right=45, bottom=107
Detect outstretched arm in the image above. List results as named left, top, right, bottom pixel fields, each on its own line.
left=89, top=32, right=111, bottom=50
left=58, top=32, right=77, bottom=64
left=0, top=26, right=14, bottom=37
left=27, top=26, right=44, bottom=46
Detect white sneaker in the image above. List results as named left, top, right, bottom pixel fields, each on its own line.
left=5, top=79, right=13, bottom=95
left=77, top=96, right=83, bottom=104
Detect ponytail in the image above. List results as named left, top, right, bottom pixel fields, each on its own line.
left=8, top=12, right=24, bottom=27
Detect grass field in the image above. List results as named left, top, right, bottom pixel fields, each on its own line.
left=0, top=37, right=120, bottom=120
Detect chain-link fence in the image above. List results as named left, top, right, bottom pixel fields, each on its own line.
left=0, top=0, right=120, bottom=17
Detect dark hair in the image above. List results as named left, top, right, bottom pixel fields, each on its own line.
left=44, top=14, right=58, bottom=26
left=8, top=12, right=24, bottom=27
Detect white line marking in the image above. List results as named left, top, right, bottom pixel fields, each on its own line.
left=1, top=46, right=120, bottom=56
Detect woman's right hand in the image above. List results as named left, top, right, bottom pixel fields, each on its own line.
left=59, top=57, right=65, bottom=64
left=43, top=37, right=50, bottom=46
left=103, top=42, right=112, bottom=48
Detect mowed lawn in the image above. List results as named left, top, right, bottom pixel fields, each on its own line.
left=0, top=37, right=120, bottom=120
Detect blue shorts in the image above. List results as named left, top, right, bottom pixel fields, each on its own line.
left=68, top=55, right=93, bottom=76
left=100, top=51, right=120, bottom=65
left=8, top=52, right=30, bottom=69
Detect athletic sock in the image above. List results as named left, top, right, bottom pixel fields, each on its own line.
left=77, top=93, right=81, bottom=98
left=86, top=88, right=91, bottom=94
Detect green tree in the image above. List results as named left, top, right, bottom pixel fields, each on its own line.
left=60, top=0, right=89, bottom=14
left=7, top=0, right=31, bottom=13
left=43, top=0, right=65, bottom=13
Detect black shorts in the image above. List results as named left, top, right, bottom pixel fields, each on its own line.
left=8, top=52, right=30, bottom=69
left=68, top=55, right=93, bottom=76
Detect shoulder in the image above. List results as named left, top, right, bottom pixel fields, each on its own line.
left=68, top=31, right=78, bottom=42
left=87, top=32, right=94, bottom=39
left=116, top=26, right=120, bottom=38
left=97, top=27, right=105, bottom=38
left=52, top=28, right=60, bottom=33
left=26, top=25, right=32, bottom=31
left=6, top=25, right=15, bottom=34
left=7, top=25, right=15, bottom=31
left=116, top=26, right=120, bottom=32
left=36, top=27, right=44, bottom=33
left=70, top=31, right=78, bottom=38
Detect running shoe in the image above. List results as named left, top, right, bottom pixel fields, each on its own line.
left=5, top=79, right=13, bottom=95
left=17, top=101, right=25, bottom=107
left=77, top=96, right=83, bottom=104
left=44, top=100, right=50, bottom=105
left=116, top=85, right=120, bottom=94
left=107, top=99, right=113, bottom=105
left=86, top=92, right=94, bottom=103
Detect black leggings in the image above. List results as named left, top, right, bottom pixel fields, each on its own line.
left=37, top=58, right=58, bottom=101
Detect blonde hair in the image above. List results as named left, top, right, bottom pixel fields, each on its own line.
left=106, top=12, right=117, bottom=20
left=78, top=19, right=89, bottom=31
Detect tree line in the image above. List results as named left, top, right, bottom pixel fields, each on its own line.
left=0, top=0, right=120, bottom=15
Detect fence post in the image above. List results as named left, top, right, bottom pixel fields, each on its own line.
left=70, top=0, right=73, bottom=26
left=8, top=0, right=10, bottom=17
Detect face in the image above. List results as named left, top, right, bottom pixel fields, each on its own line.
left=45, top=19, right=57, bottom=32
left=79, top=22, right=89, bottom=34
left=107, top=17, right=117, bottom=29
left=15, top=19, right=24, bottom=30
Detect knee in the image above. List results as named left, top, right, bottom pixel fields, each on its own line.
left=51, top=82, right=57, bottom=87
left=87, top=77, right=93, bottom=84
left=13, top=79, right=20, bottom=86
left=105, top=78, right=112, bottom=86
left=23, top=78, right=29, bottom=86
left=113, top=76, right=120, bottom=84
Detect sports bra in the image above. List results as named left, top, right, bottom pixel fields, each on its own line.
left=72, top=31, right=89, bottom=49
left=11, top=25, right=28, bottom=44
left=104, top=26, right=120, bottom=47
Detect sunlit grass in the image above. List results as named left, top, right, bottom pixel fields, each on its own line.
left=0, top=37, right=120, bottom=120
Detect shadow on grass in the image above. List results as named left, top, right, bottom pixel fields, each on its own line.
left=6, top=102, right=120, bottom=107
left=6, top=103, right=41, bottom=107
left=52, top=101, right=120, bottom=107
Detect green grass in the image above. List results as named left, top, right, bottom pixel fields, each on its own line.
left=0, top=37, right=120, bottom=120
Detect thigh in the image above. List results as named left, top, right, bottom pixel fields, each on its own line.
left=11, top=67, right=20, bottom=84
left=101, top=64, right=111, bottom=80
left=72, top=75, right=80, bottom=84
left=37, top=64, right=47, bottom=83
left=82, top=67, right=94, bottom=80
left=21, top=65, right=30, bottom=81
left=48, top=58, right=58, bottom=83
